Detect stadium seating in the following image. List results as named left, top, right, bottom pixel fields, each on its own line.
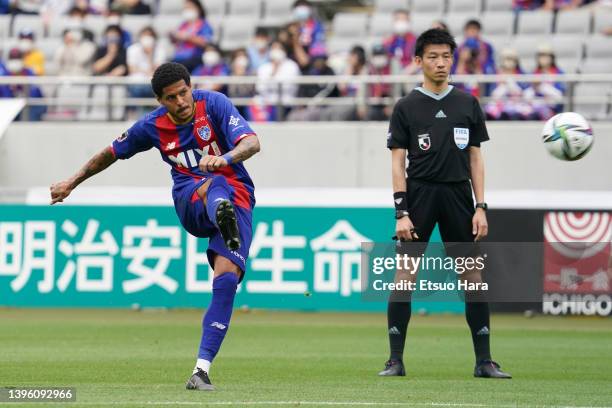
left=593, top=9, right=612, bottom=35
left=157, top=0, right=184, bottom=15
left=220, top=16, right=256, bottom=51
left=332, top=12, right=369, bottom=40
left=585, top=35, right=612, bottom=59
left=374, top=0, right=410, bottom=13
left=445, top=13, right=474, bottom=35
left=228, top=0, right=263, bottom=17
left=411, top=13, right=442, bottom=34
left=0, top=15, right=10, bottom=39
left=483, top=0, right=513, bottom=12
left=573, top=83, right=611, bottom=119
left=260, top=0, right=294, bottom=27
left=448, top=0, right=482, bottom=14
left=368, top=13, right=393, bottom=41
left=152, top=15, right=184, bottom=38
left=516, top=10, right=553, bottom=35
left=121, top=15, right=153, bottom=36
left=411, top=0, right=446, bottom=15
left=556, top=9, right=591, bottom=35
left=481, top=11, right=515, bottom=37
left=11, top=14, right=44, bottom=38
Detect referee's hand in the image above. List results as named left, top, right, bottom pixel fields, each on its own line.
left=396, top=216, right=419, bottom=241
left=472, top=209, right=488, bottom=242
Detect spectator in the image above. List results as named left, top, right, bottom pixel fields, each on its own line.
left=1, top=49, right=46, bottom=121
left=227, top=48, right=255, bottom=120
left=74, top=0, right=104, bottom=14
left=247, top=28, right=271, bottom=72
left=542, top=0, right=583, bottom=9
left=452, top=38, right=483, bottom=97
left=192, top=43, right=230, bottom=94
left=109, top=0, right=151, bottom=15
left=287, top=54, right=339, bottom=121
left=513, top=0, right=544, bottom=9
left=532, top=44, right=565, bottom=119
left=328, top=45, right=368, bottom=121
left=17, top=29, right=45, bottom=75
left=383, top=9, right=418, bottom=74
left=127, top=26, right=165, bottom=98
left=485, top=48, right=536, bottom=120
left=457, top=20, right=495, bottom=75
left=170, top=0, right=213, bottom=72
left=368, top=44, right=392, bottom=121
left=255, top=40, right=300, bottom=121
left=67, top=7, right=95, bottom=42
left=54, top=26, right=96, bottom=75
left=105, top=10, right=133, bottom=48
left=290, top=0, right=326, bottom=66
left=92, top=24, right=127, bottom=76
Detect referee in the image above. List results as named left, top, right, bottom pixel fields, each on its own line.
left=380, top=29, right=511, bottom=379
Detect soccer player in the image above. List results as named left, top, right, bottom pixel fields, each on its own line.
left=382, top=29, right=511, bottom=379
left=49, top=62, right=260, bottom=391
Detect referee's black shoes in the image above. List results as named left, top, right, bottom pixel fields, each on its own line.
left=474, top=360, right=512, bottom=379
left=378, top=359, right=406, bottom=376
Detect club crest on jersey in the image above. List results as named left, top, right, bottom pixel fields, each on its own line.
left=418, top=133, right=431, bottom=151
left=453, top=128, right=469, bottom=149
left=197, top=125, right=211, bottom=141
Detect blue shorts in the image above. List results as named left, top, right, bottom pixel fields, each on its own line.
left=173, top=177, right=253, bottom=276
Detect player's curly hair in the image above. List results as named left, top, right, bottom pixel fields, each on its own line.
left=151, top=62, right=191, bottom=98
left=414, top=28, right=457, bottom=58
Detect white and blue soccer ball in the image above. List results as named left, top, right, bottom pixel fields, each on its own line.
left=542, top=112, right=594, bottom=161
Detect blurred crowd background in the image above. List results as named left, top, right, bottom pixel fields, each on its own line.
left=1, top=0, right=611, bottom=122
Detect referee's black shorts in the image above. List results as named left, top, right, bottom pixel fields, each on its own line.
left=406, top=178, right=475, bottom=243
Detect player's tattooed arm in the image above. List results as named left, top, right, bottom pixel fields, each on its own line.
left=50, top=146, right=117, bottom=204
left=199, top=135, right=260, bottom=172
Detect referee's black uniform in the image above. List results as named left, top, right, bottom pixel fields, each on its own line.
left=386, top=85, right=488, bottom=243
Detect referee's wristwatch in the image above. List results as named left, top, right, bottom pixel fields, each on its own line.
left=475, top=202, right=488, bottom=211
left=395, top=210, right=410, bottom=219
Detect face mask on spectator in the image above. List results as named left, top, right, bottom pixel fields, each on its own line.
left=371, top=55, right=388, bottom=68
left=140, top=35, right=155, bottom=49
left=293, top=5, right=311, bottom=21
left=501, top=58, right=517, bottom=71
left=106, top=34, right=121, bottom=45
left=538, top=54, right=553, bottom=68
left=254, top=38, right=268, bottom=50
left=393, top=20, right=411, bottom=35
left=183, top=8, right=199, bottom=22
left=7, top=59, right=23, bottom=73
left=18, top=39, right=33, bottom=53
left=203, top=51, right=221, bottom=66
left=68, top=29, right=83, bottom=43
left=234, top=55, right=249, bottom=69
left=269, top=48, right=286, bottom=62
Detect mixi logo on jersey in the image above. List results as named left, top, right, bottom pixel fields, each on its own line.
left=542, top=211, right=612, bottom=316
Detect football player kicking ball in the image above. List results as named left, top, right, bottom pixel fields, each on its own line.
left=50, top=62, right=260, bottom=391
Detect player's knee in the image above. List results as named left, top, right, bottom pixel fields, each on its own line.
left=213, top=255, right=242, bottom=278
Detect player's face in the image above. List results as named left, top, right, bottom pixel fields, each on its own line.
left=158, top=80, right=194, bottom=122
left=417, top=44, right=453, bottom=84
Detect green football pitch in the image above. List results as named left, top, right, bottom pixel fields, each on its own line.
left=1, top=309, right=611, bottom=408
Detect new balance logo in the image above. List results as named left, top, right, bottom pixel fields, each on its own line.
left=211, top=322, right=227, bottom=330
left=435, top=110, right=447, bottom=118
left=388, top=326, right=401, bottom=335
left=477, top=326, right=490, bottom=336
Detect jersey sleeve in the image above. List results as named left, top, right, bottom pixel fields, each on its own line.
left=111, top=119, right=154, bottom=160
left=209, top=92, right=256, bottom=149
left=387, top=101, right=410, bottom=149
left=470, top=97, right=490, bottom=147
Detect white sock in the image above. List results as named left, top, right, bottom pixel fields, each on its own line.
left=193, top=359, right=211, bottom=375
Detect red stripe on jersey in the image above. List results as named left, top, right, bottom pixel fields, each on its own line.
left=218, top=166, right=251, bottom=210
left=156, top=114, right=199, bottom=179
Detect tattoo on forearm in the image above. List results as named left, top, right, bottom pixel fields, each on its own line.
left=228, top=136, right=260, bottom=164
left=71, top=146, right=117, bottom=188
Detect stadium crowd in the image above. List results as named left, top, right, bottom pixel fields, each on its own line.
left=0, top=0, right=611, bottom=121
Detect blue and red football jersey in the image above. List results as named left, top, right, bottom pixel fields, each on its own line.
left=111, top=90, right=256, bottom=210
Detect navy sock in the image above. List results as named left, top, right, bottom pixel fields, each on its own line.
left=465, top=301, right=492, bottom=364
left=205, top=177, right=231, bottom=227
left=198, top=272, right=238, bottom=362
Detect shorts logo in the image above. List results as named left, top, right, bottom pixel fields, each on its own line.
left=116, top=131, right=128, bottom=142
left=418, top=133, right=431, bottom=151
left=454, top=128, right=469, bottom=149
left=197, top=125, right=211, bottom=141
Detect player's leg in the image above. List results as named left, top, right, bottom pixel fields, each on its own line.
left=196, top=176, right=241, bottom=251
left=380, top=179, right=438, bottom=376
left=187, top=256, right=242, bottom=391
left=438, top=182, right=511, bottom=379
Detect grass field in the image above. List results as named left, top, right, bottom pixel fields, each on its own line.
left=1, top=309, right=611, bottom=408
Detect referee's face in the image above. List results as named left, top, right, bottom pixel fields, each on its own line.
left=417, top=44, right=453, bottom=85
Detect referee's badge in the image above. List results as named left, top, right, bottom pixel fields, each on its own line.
left=454, top=128, right=470, bottom=150
left=418, top=133, right=431, bottom=151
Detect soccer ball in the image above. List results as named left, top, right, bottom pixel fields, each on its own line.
left=542, top=112, right=594, bottom=161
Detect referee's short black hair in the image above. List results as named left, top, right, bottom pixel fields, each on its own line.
left=414, top=28, right=457, bottom=58
left=151, top=62, right=191, bottom=98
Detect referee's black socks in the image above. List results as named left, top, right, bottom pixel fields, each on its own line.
left=465, top=302, right=492, bottom=364
left=387, top=295, right=411, bottom=361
